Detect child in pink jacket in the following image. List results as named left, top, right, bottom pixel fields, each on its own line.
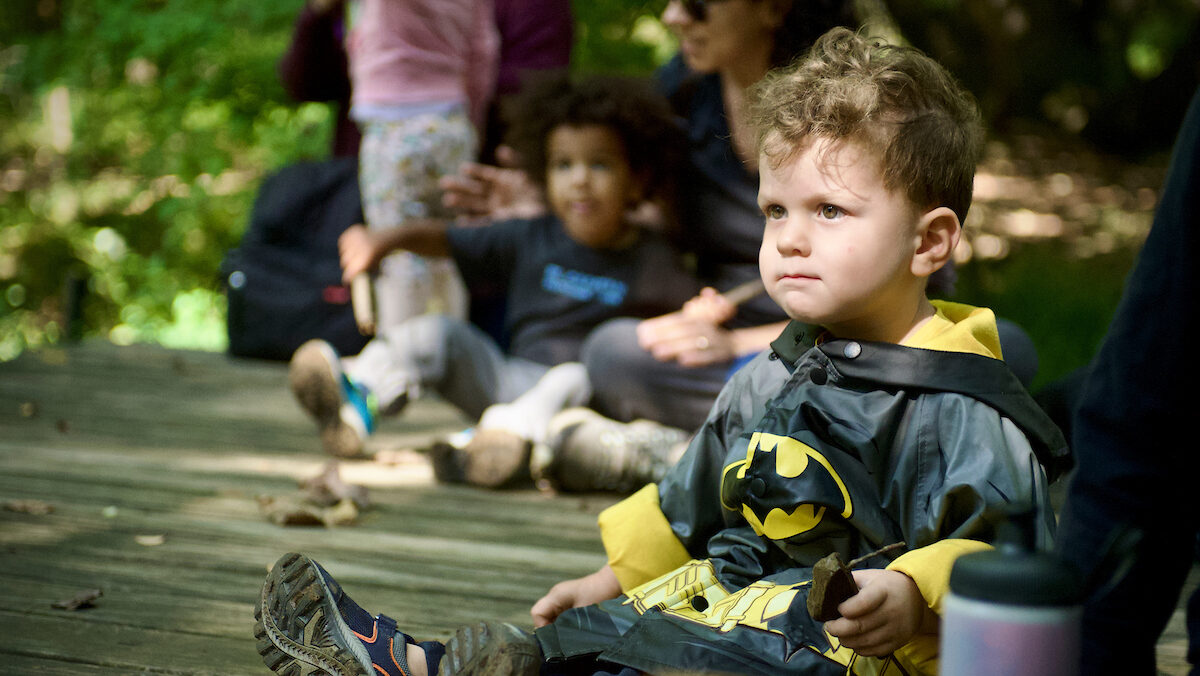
left=346, top=0, right=499, bottom=329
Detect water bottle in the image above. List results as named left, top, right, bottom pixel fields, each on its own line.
left=939, top=512, right=1082, bottom=676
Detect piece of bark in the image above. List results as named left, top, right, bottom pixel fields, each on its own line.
left=52, top=588, right=102, bottom=611
left=298, top=460, right=370, bottom=508
left=808, top=542, right=908, bottom=622
left=3, top=499, right=55, bottom=515
left=808, top=553, right=859, bottom=622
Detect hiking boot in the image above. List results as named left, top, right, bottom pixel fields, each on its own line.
left=534, top=408, right=690, bottom=493
left=254, top=552, right=444, bottom=676
left=427, top=429, right=532, bottom=489
left=440, top=620, right=542, bottom=676
left=289, top=340, right=377, bottom=457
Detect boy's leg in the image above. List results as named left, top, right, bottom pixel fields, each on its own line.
left=255, top=552, right=541, bottom=676
left=289, top=339, right=378, bottom=458
left=348, top=314, right=522, bottom=421
left=476, top=362, right=593, bottom=446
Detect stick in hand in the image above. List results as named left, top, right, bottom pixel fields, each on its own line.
left=351, top=273, right=375, bottom=336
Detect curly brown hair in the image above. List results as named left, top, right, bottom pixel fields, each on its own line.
left=750, top=27, right=983, bottom=222
left=502, top=72, right=686, bottom=206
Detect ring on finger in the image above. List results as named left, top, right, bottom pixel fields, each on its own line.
left=695, top=335, right=710, bottom=350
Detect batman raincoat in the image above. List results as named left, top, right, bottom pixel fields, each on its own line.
left=535, top=302, right=1070, bottom=675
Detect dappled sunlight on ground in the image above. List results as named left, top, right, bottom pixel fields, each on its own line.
left=962, top=133, right=1167, bottom=263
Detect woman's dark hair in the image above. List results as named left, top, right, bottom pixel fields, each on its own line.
left=771, top=0, right=858, bottom=67
left=502, top=71, right=686, bottom=207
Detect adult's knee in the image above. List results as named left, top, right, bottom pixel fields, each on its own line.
left=580, top=319, right=651, bottom=390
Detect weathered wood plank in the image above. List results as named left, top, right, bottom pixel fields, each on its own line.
left=1, top=341, right=1195, bottom=674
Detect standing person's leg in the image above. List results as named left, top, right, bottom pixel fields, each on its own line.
left=358, top=110, right=475, bottom=332
left=1055, top=89, right=1200, bottom=673
left=580, top=318, right=729, bottom=432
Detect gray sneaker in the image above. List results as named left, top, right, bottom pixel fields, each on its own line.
left=440, top=620, right=542, bottom=676
left=534, top=408, right=690, bottom=493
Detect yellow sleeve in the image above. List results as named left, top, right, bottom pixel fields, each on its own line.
left=886, top=538, right=993, bottom=614
left=885, top=539, right=993, bottom=674
left=597, top=484, right=693, bottom=592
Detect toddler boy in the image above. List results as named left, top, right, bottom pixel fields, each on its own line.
left=288, top=73, right=697, bottom=488
left=255, top=29, right=1068, bottom=676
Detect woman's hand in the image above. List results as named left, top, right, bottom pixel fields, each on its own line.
left=637, top=312, right=736, bottom=368
left=439, top=148, right=545, bottom=220
left=681, top=287, right=737, bottom=325
left=823, top=569, right=938, bottom=657
left=531, top=564, right=622, bottom=627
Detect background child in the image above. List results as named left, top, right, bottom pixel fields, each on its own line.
left=255, top=28, right=1068, bottom=676
left=288, top=74, right=698, bottom=478
left=346, top=0, right=499, bottom=328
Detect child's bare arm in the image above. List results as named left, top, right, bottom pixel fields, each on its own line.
left=823, top=568, right=938, bottom=656
left=531, top=564, right=622, bottom=628
left=337, top=221, right=451, bottom=283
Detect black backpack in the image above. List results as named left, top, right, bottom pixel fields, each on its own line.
left=221, top=157, right=370, bottom=361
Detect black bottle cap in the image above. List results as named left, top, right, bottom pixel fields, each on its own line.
left=949, top=510, right=1082, bottom=606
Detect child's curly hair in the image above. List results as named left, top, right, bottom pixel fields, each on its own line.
left=750, top=27, right=983, bottom=223
left=502, top=72, right=685, bottom=206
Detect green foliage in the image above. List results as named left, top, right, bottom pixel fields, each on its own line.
left=0, top=0, right=1177, bottom=389
left=1, top=1, right=344, bottom=359
left=953, top=243, right=1136, bottom=391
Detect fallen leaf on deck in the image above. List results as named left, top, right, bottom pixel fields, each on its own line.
left=52, top=588, right=102, bottom=611
left=3, top=499, right=55, bottom=515
left=299, top=460, right=370, bottom=508
left=257, top=494, right=360, bottom=527
left=18, top=401, right=39, bottom=418
left=135, top=534, right=166, bottom=546
left=323, top=498, right=360, bottom=526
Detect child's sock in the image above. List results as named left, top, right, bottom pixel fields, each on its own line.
left=477, top=362, right=592, bottom=444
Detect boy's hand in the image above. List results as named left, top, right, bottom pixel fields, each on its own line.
left=823, top=569, right=937, bottom=657
left=531, top=564, right=621, bottom=627
left=637, top=312, right=735, bottom=367
left=338, top=225, right=385, bottom=283
left=439, top=150, right=544, bottom=220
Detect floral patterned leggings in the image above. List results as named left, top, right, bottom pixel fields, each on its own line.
left=358, top=108, right=475, bottom=331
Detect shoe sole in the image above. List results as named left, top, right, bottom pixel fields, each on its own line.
left=254, top=552, right=370, bottom=676
left=461, top=430, right=532, bottom=489
left=440, top=621, right=542, bottom=676
left=289, top=341, right=364, bottom=458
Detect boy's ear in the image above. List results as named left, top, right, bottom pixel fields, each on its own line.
left=911, top=206, right=961, bottom=278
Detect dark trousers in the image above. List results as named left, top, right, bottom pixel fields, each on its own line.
left=1054, top=89, right=1200, bottom=674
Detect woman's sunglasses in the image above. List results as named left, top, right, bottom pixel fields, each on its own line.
left=679, top=0, right=731, bottom=21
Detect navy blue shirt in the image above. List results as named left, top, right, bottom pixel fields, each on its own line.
left=656, top=56, right=788, bottom=327
left=446, top=215, right=700, bottom=366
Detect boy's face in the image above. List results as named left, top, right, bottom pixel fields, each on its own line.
left=757, top=138, right=926, bottom=340
left=546, top=125, right=642, bottom=249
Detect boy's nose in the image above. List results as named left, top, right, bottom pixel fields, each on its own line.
left=567, top=164, right=589, bottom=186
left=776, top=218, right=811, bottom=255
left=661, top=0, right=691, bottom=29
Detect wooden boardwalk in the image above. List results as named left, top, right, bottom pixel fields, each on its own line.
left=0, top=341, right=1193, bottom=674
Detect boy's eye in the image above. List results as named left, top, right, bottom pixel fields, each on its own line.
left=764, top=204, right=786, bottom=220
left=819, top=204, right=843, bottom=219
